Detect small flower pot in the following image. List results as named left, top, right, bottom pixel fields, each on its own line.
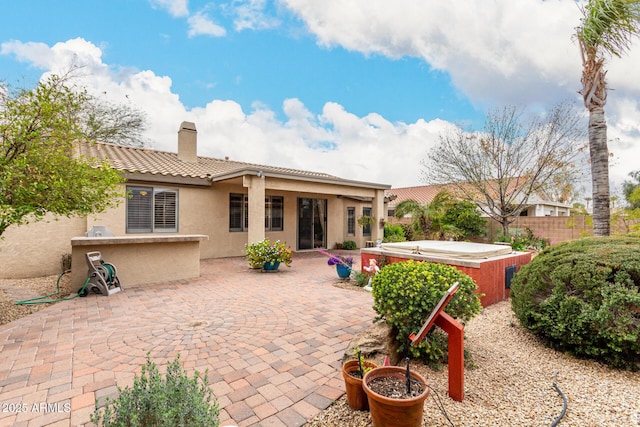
left=342, top=360, right=378, bottom=410
left=263, top=261, right=280, bottom=271
left=336, top=264, right=352, bottom=279
left=362, top=366, right=430, bottom=427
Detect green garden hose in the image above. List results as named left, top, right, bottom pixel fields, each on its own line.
left=15, top=271, right=91, bottom=305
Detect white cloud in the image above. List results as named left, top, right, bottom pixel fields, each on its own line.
left=5, top=0, right=640, bottom=192
left=279, top=0, right=640, bottom=191
left=187, top=11, right=227, bottom=37
left=232, top=0, right=281, bottom=31
left=0, top=38, right=439, bottom=186
left=149, top=0, right=189, bottom=18
left=281, top=0, right=584, bottom=109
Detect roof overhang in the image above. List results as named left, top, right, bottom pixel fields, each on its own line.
left=209, top=167, right=391, bottom=190
left=123, top=172, right=212, bottom=187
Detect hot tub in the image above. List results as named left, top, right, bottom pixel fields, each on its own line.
left=361, top=240, right=532, bottom=307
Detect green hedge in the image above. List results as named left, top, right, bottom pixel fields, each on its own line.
left=372, top=260, right=482, bottom=364
left=510, top=236, right=640, bottom=370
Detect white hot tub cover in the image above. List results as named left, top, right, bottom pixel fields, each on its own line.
left=380, top=240, right=513, bottom=259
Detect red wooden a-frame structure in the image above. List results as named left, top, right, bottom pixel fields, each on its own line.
left=408, top=282, right=465, bottom=402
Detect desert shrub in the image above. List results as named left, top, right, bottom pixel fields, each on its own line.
left=383, top=223, right=406, bottom=242
left=510, top=236, right=640, bottom=370
left=91, top=353, right=220, bottom=427
left=352, top=271, right=370, bottom=287
left=342, top=240, right=357, bottom=250
left=372, top=260, right=482, bottom=364
left=496, top=227, right=549, bottom=251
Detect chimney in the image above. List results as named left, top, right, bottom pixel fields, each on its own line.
left=178, top=121, right=197, bottom=163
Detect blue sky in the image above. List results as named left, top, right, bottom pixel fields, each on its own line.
left=2, top=1, right=640, bottom=194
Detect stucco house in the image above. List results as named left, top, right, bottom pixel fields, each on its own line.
left=1, top=122, right=391, bottom=281
left=386, top=184, right=571, bottom=219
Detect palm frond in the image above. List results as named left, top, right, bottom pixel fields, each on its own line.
left=578, top=0, right=640, bottom=57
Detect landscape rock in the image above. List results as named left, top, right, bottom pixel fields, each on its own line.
left=342, top=321, right=401, bottom=366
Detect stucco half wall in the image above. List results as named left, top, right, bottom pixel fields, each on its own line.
left=70, top=235, right=207, bottom=291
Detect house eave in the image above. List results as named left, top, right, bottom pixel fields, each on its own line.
left=123, top=172, right=212, bottom=187
left=209, top=168, right=391, bottom=190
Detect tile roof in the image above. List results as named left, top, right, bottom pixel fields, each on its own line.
left=79, top=142, right=339, bottom=182
left=386, top=184, right=455, bottom=207
left=387, top=181, right=571, bottom=208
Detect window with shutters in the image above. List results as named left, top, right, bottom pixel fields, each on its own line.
left=126, top=186, right=178, bottom=233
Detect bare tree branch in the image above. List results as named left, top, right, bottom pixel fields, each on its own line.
left=421, top=103, right=586, bottom=236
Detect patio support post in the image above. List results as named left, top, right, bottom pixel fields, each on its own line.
left=244, top=174, right=266, bottom=244
left=372, top=189, right=385, bottom=243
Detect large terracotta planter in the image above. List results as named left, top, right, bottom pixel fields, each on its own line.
left=362, top=366, right=430, bottom=427
left=342, top=360, right=378, bottom=410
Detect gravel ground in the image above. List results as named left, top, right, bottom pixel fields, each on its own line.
left=0, top=273, right=74, bottom=326
left=308, top=298, right=640, bottom=427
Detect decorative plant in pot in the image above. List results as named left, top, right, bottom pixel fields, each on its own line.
left=362, top=358, right=430, bottom=427
left=342, top=349, right=377, bottom=410
left=317, top=248, right=354, bottom=279
left=244, top=239, right=292, bottom=271
left=357, top=214, right=376, bottom=230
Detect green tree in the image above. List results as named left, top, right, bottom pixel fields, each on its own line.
left=394, top=198, right=432, bottom=239
left=440, top=198, right=487, bottom=240
left=0, top=74, right=125, bottom=237
left=623, top=170, right=640, bottom=209
left=577, top=0, right=640, bottom=236
left=393, top=191, right=486, bottom=241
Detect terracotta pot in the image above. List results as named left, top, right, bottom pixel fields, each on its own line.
left=342, top=360, right=378, bottom=410
left=362, top=366, right=430, bottom=427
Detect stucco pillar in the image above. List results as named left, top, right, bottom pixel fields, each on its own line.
left=372, top=189, right=385, bottom=243
left=244, top=174, right=266, bottom=244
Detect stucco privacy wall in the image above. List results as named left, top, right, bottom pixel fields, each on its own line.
left=0, top=214, right=86, bottom=278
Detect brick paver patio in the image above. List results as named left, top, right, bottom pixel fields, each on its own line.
left=0, top=252, right=375, bottom=427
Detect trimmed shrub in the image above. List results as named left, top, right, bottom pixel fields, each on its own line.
left=342, top=240, right=357, bottom=250
left=383, top=223, right=406, bottom=242
left=91, top=354, right=220, bottom=427
left=372, top=260, right=482, bottom=364
left=510, top=236, right=640, bottom=370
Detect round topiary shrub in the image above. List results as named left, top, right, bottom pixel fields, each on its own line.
left=510, top=236, right=640, bottom=370
left=371, top=260, right=482, bottom=364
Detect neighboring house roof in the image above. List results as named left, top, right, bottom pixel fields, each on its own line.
left=385, top=184, right=455, bottom=207
left=80, top=142, right=390, bottom=190
left=386, top=183, right=571, bottom=209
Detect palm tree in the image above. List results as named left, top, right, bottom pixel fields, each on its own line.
left=577, top=0, right=640, bottom=236
left=394, top=199, right=432, bottom=239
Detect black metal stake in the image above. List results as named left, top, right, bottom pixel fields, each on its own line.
left=406, top=357, right=411, bottom=395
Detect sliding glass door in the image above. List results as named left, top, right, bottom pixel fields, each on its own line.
left=297, top=198, right=327, bottom=250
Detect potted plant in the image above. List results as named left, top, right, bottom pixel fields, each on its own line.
left=362, top=362, right=430, bottom=427
left=357, top=214, right=376, bottom=229
left=328, top=254, right=354, bottom=279
left=317, top=248, right=354, bottom=279
left=244, top=239, right=293, bottom=271
left=342, top=350, right=377, bottom=410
